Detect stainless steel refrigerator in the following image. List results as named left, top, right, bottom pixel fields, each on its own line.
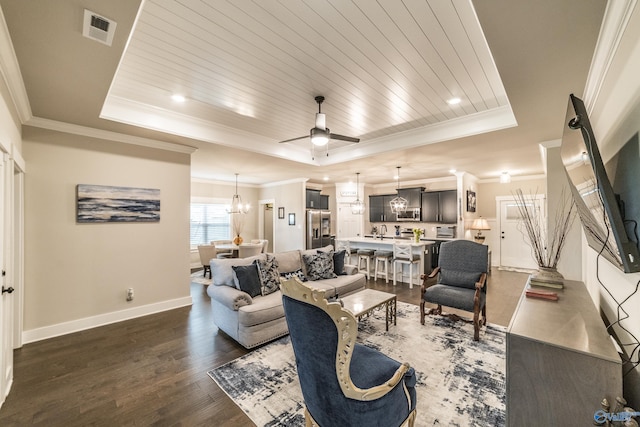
left=306, top=209, right=331, bottom=249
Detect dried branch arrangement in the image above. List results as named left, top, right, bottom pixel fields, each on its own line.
left=513, top=189, right=576, bottom=269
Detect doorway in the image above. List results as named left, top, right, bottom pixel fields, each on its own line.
left=497, top=195, right=544, bottom=271
left=259, top=200, right=275, bottom=253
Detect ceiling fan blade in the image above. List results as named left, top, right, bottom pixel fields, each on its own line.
left=278, top=135, right=309, bottom=143
left=329, top=133, right=360, bottom=143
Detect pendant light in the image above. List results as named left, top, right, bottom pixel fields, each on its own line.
left=226, top=173, right=250, bottom=214
left=389, top=166, right=408, bottom=213
left=351, top=172, right=365, bottom=215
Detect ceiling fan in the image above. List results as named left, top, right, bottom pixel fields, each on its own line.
left=278, top=96, right=360, bottom=148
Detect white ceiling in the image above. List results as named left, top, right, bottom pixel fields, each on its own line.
left=0, top=0, right=607, bottom=186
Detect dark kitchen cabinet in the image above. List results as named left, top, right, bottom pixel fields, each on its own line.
left=369, top=194, right=395, bottom=222
left=421, top=190, right=457, bottom=223
left=306, top=189, right=329, bottom=209
left=396, top=187, right=424, bottom=208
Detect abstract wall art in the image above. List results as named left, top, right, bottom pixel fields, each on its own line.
left=77, top=184, right=160, bottom=223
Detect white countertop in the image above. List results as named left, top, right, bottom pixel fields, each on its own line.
left=339, top=237, right=435, bottom=246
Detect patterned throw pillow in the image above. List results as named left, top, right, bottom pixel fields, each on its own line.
left=255, top=254, right=281, bottom=296
left=303, top=251, right=337, bottom=281
left=231, top=264, right=262, bottom=298
left=279, top=268, right=308, bottom=282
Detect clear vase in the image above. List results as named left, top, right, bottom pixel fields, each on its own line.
left=414, top=235, right=420, bottom=243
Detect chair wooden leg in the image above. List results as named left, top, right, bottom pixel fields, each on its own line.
left=473, top=307, right=480, bottom=341
left=481, top=304, right=487, bottom=325
left=420, top=301, right=426, bottom=325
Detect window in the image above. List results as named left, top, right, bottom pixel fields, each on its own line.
left=190, top=203, right=230, bottom=246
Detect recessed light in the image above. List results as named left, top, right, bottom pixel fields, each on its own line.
left=447, top=97, right=461, bottom=105
left=171, top=94, right=186, bottom=103
left=323, top=176, right=329, bottom=181
left=500, top=171, right=512, bottom=183
left=449, top=169, right=456, bottom=174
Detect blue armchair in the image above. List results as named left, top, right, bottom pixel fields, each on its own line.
left=281, top=277, right=417, bottom=427
left=420, top=240, right=488, bottom=341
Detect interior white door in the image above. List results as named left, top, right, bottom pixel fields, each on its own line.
left=337, top=203, right=362, bottom=239
left=0, top=155, right=11, bottom=407
left=499, top=198, right=540, bottom=270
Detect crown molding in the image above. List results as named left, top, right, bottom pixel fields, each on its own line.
left=0, top=7, right=32, bottom=123
left=583, top=0, right=638, bottom=112
left=25, top=116, right=197, bottom=154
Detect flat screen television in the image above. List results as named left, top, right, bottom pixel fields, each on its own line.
left=560, top=93, right=640, bottom=273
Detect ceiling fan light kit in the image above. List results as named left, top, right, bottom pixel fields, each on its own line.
left=310, top=127, right=329, bottom=146
left=279, top=96, right=360, bottom=156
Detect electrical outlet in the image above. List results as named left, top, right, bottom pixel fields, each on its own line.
left=126, top=288, right=134, bottom=301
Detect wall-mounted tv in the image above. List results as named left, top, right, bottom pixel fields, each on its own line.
left=560, top=94, right=640, bottom=273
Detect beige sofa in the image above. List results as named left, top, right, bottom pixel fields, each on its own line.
left=206, top=246, right=366, bottom=348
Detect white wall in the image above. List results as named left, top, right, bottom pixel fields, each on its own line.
left=259, top=179, right=306, bottom=252
left=22, top=126, right=192, bottom=342
left=583, top=4, right=640, bottom=407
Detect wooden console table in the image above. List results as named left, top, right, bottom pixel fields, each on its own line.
left=506, top=279, right=622, bottom=426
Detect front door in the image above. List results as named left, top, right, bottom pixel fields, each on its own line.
left=498, top=197, right=541, bottom=270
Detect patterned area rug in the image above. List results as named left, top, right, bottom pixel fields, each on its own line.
left=208, top=302, right=506, bottom=427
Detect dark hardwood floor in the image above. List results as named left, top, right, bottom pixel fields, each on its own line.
left=0, top=267, right=529, bottom=426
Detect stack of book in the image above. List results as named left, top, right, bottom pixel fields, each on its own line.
left=527, top=274, right=564, bottom=289
left=525, top=274, right=562, bottom=301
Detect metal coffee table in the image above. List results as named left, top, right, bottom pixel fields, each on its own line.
left=340, top=289, right=397, bottom=331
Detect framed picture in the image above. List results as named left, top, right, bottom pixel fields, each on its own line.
left=278, top=207, right=285, bottom=219
left=77, top=184, right=160, bottom=222
left=288, top=213, right=296, bottom=226
left=466, top=190, right=477, bottom=212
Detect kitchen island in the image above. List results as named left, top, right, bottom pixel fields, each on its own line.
left=337, top=237, right=435, bottom=284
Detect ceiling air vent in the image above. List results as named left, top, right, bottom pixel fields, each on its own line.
left=82, top=9, right=117, bottom=46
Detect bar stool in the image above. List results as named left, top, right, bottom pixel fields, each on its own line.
left=357, top=249, right=375, bottom=280
left=336, top=240, right=357, bottom=264
left=373, top=250, right=393, bottom=283
left=393, top=242, right=421, bottom=289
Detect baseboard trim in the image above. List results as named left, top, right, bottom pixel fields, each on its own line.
left=21, top=296, right=193, bottom=344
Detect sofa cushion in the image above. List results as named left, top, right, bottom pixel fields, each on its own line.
left=280, top=268, right=307, bottom=282
left=255, top=254, right=280, bottom=296
left=303, top=251, right=337, bottom=281
left=274, top=250, right=303, bottom=273
left=311, top=274, right=366, bottom=298
left=232, top=264, right=262, bottom=298
left=237, top=291, right=285, bottom=327
left=211, top=254, right=266, bottom=287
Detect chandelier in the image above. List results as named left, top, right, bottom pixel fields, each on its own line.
left=351, top=172, right=365, bottom=215
left=227, top=173, right=250, bottom=214
left=389, top=166, right=408, bottom=213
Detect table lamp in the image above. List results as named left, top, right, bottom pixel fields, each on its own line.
left=471, top=218, right=490, bottom=243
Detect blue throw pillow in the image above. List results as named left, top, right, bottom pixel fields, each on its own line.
left=322, top=249, right=347, bottom=275
left=232, top=264, right=262, bottom=297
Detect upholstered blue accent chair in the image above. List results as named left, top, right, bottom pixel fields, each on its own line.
left=281, top=277, right=417, bottom=427
left=420, top=240, right=488, bottom=341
